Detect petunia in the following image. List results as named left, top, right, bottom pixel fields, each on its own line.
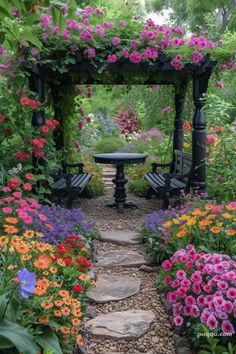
left=17, top=268, right=36, bottom=299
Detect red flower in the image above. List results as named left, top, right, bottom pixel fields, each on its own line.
left=25, top=173, right=33, bottom=180
left=7, top=177, right=20, bottom=189
left=66, top=234, right=81, bottom=248
left=40, top=125, right=49, bottom=134
left=29, top=99, right=36, bottom=110
left=56, top=244, right=70, bottom=254
left=20, top=97, right=30, bottom=105
left=183, top=120, right=191, bottom=133
left=64, top=255, right=72, bottom=266
left=23, top=183, right=32, bottom=192
left=53, top=119, right=59, bottom=126
left=0, top=113, right=5, bottom=123
left=78, top=120, right=84, bottom=130
left=73, top=283, right=84, bottom=293
left=79, top=256, right=91, bottom=268
left=15, top=151, right=29, bottom=161
left=45, top=120, right=56, bottom=129
left=32, top=137, right=45, bottom=149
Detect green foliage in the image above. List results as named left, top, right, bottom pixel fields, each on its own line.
left=94, top=134, right=124, bottom=153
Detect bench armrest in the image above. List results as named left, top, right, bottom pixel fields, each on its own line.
left=63, top=162, right=84, bottom=173
left=151, top=162, right=171, bottom=173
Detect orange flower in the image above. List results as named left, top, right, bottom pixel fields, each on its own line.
left=5, top=217, right=18, bottom=224
left=21, top=254, right=32, bottom=261
left=79, top=274, right=90, bottom=282
left=71, top=318, right=81, bottom=326
left=34, top=255, right=53, bottom=269
left=210, top=226, right=221, bottom=234
left=61, top=307, right=71, bottom=316
left=60, top=325, right=70, bottom=334
left=71, top=327, right=79, bottom=334
left=14, top=242, right=30, bottom=254
left=23, top=230, right=35, bottom=239
left=163, top=220, right=172, bottom=228
left=54, top=300, right=63, bottom=307
left=35, top=278, right=50, bottom=296
left=226, top=229, right=236, bottom=236
left=76, top=335, right=84, bottom=346
left=41, top=302, right=53, bottom=310
left=186, top=217, right=196, bottom=226
left=0, top=236, right=8, bottom=245
left=38, top=316, right=49, bottom=324
left=72, top=309, right=81, bottom=317
left=52, top=281, right=62, bottom=288
left=176, top=230, right=186, bottom=238
left=205, top=204, right=214, bottom=210
left=226, top=204, right=236, bottom=211
left=49, top=266, right=57, bottom=274
left=63, top=298, right=72, bottom=306
left=4, top=225, right=19, bottom=234
left=53, top=310, right=62, bottom=317
left=207, top=214, right=217, bottom=220
left=59, top=290, right=69, bottom=298
left=36, top=231, right=44, bottom=238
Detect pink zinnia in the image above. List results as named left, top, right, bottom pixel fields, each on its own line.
left=173, top=316, right=183, bottom=326
left=2, top=207, right=12, bottom=214
left=206, top=315, right=218, bottom=330
left=161, top=260, right=172, bottom=271
left=185, top=296, right=196, bottom=306
left=221, top=320, right=235, bottom=334
left=176, top=270, right=186, bottom=280
left=226, top=288, right=236, bottom=299
left=2, top=186, right=10, bottom=193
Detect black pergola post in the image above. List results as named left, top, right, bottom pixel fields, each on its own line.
left=191, top=69, right=212, bottom=191
left=172, top=82, right=187, bottom=161
left=28, top=64, right=45, bottom=127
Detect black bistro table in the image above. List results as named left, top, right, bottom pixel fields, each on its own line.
left=94, top=153, right=148, bottom=213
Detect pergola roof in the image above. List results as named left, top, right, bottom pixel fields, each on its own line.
left=24, top=54, right=216, bottom=86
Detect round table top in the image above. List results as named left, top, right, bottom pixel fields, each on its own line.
left=94, top=152, right=148, bottom=165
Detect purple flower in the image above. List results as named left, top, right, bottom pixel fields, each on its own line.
left=31, top=47, right=39, bottom=57
left=60, top=5, right=68, bottom=14
left=119, top=20, right=126, bottom=27
left=215, top=80, right=224, bottom=89
left=84, top=48, right=96, bottom=59
left=17, top=268, right=36, bottom=299
left=0, top=45, right=5, bottom=55
left=40, top=15, right=52, bottom=29
left=162, top=106, right=171, bottom=114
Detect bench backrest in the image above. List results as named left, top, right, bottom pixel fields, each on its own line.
left=173, top=150, right=192, bottom=181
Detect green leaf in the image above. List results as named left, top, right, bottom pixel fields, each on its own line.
left=198, top=351, right=211, bottom=354
left=36, top=329, right=63, bottom=354
left=58, top=13, right=66, bottom=34
left=20, top=30, right=42, bottom=49
left=51, top=5, right=60, bottom=25
left=0, top=32, right=5, bottom=44
left=0, top=335, right=13, bottom=348
left=0, top=319, right=39, bottom=354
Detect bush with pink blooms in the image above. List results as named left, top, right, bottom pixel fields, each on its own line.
left=158, top=245, right=236, bottom=351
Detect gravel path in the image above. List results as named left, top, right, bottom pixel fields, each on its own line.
left=76, top=166, right=176, bottom=354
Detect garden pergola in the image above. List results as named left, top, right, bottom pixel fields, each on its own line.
left=25, top=54, right=216, bottom=192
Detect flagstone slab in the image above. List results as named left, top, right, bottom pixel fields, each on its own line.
left=101, top=230, right=141, bottom=245
left=96, top=250, right=149, bottom=268
left=87, top=274, right=141, bottom=303
left=85, top=310, right=155, bottom=340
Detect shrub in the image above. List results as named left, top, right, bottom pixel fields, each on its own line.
left=114, top=106, right=139, bottom=138
left=94, top=134, right=124, bottom=153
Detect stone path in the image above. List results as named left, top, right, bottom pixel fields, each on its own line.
left=83, top=230, right=176, bottom=354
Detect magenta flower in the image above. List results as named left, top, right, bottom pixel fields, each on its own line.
left=174, top=316, right=183, bottom=326
left=107, top=54, right=117, bottom=63
left=40, top=15, right=52, bottom=29
left=207, top=315, right=218, bottom=330
left=119, top=20, right=126, bottom=27
left=162, top=260, right=172, bottom=271
left=129, top=52, right=141, bottom=63
left=215, top=80, right=224, bottom=89
left=84, top=48, right=96, bottom=59
left=112, top=37, right=121, bottom=46
left=162, top=106, right=171, bottom=114
left=221, top=320, right=235, bottom=334
left=17, top=268, right=36, bottom=299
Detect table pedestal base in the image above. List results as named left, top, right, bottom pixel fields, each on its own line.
left=106, top=164, right=138, bottom=213
left=106, top=201, right=138, bottom=213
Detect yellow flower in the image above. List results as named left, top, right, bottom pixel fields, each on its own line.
left=216, top=222, right=223, bottom=227
left=173, top=219, right=180, bottom=225
left=183, top=142, right=190, bottom=149
left=23, top=230, right=35, bottom=239
left=179, top=215, right=190, bottom=221
left=222, top=213, right=233, bottom=219
left=186, top=217, right=196, bottom=226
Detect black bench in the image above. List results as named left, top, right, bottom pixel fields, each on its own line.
left=144, top=150, right=192, bottom=209
left=52, top=163, right=92, bottom=209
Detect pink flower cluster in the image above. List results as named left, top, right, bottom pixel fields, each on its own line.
left=161, top=245, right=236, bottom=335
left=1, top=177, right=46, bottom=225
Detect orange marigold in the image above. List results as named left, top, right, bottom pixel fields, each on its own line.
left=53, top=310, right=62, bottom=317
left=0, top=236, right=8, bottom=245
left=59, top=290, right=69, bottom=298
left=14, top=242, right=30, bottom=254
left=23, top=230, right=35, bottom=239
left=76, top=335, right=84, bottom=346
left=61, top=307, right=71, bottom=316
left=60, top=325, right=70, bottom=334
left=71, top=318, right=81, bottom=326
